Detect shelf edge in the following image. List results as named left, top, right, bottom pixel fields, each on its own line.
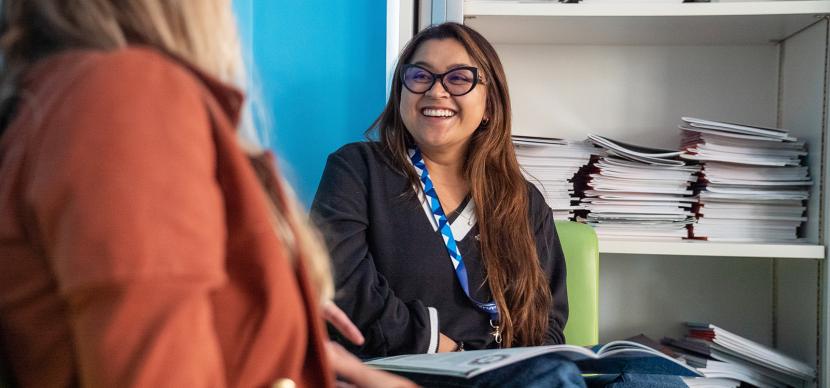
left=465, top=1, right=830, bottom=17
left=598, top=241, right=826, bottom=259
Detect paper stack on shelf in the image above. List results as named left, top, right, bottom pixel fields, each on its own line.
left=679, top=117, right=811, bottom=242
left=571, top=0, right=686, bottom=3
left=681, top=357, right=787, bottom=387
left=664, top=337, right=785, bottom=388
left=512, top=135, right=595, bottom=220
left=681, top=376, right=740, bottom=388
left=661, top=323, right=816, bottom=388
left=615, top=334, right=736, bottom=387
left=576, top=134, right=698, bottom=240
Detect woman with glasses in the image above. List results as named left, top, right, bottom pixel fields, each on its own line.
left=0, top=1, right=416, bottom=387
left=312, top=22, right=569, bottom=357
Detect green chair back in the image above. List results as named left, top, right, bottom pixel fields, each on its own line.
left=555, top=221, right=599, bottom=346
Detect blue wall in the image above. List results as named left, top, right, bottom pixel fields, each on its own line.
left=234, top=1, right=387, bottom=205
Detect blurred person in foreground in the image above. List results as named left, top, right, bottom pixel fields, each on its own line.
left=0, top=1, right=414, bottom=387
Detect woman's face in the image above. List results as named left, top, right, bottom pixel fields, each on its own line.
left=400, top=38, right=487, bottom=155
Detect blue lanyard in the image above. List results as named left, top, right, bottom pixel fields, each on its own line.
left=408, top=148, right=500, bottom=324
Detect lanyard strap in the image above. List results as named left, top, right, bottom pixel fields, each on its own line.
left=408, top=148, right=500, bottom=323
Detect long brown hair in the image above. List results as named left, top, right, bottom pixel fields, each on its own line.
left=0, top=0, right=334, bottom=303
left=368, top=22, right=552, bottom=347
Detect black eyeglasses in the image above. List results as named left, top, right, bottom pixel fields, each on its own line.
left=401, top=64, right=482, bottom=97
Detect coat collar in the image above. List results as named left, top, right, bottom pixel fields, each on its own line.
left=25, top=46, right=246, bottom=128
left=176, top=59, right=245, bottom=128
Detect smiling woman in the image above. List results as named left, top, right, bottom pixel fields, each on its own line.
left=311, top=22, right=570, bottom=360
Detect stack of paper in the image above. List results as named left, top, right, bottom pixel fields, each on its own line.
left=681, top=377, right=740, bottom=388
left=667, top=323, right=817, bottom=388
left=680, top=117, right=811, bottom=242
left=578, top=135, right=699, bottom=240
left=577, top=0, right=685, bottom=3
left=513, top=135, right=595, bottom=220
left=680, top=356, right=787, bottom=387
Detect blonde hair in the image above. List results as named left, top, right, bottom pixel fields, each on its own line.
left=0, top=0, right=333, bottom=302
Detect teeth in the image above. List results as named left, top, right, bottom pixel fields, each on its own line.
left=422, top=108, right=455, bottom=117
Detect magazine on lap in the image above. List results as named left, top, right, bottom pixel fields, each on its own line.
left=365, top=341, right=702, bottom=379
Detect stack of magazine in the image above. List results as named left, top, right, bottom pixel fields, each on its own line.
left=576, top=134, right=698, bottom=240
left=663, top=323, right=816, bottom=388
left=679, top=117, right=811, bottom=242
left=513, top=135, right=595, bottom=220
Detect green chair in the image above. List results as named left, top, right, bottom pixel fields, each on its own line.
left=555, top=221, right=599, bottom=347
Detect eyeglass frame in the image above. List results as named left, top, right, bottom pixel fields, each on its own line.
left=400, top=64, right=484, bottom=97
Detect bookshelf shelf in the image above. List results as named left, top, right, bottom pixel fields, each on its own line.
left=464, top=1, right=830, bottom=45
left=599, top=240, right=825, bottom=259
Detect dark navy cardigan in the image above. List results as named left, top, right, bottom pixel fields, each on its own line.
left=311, top=141, right=568, bottom=357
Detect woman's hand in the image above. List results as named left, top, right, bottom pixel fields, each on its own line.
left=437, top=333, right=458, bottom=353
left=322, top=302, right=418, bottom=387
left=323, top=301, right=364, bottom=345
left=327, top=342, right=419, bottom=388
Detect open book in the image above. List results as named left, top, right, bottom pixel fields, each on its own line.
left=365, top=341, right=703, bottom=379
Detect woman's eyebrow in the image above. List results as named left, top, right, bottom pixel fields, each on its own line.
left=447, top=63, right=474, bottom=70
left=411, top=61, right=475, bottom=71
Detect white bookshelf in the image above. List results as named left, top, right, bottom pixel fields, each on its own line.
left=461, top=1, right=829, bottom=259
left=466, top=0, right=829, bottom=16
left=465, top=1, right=830, bottom=45
left=394, top=1, right=830, bottom=385
left=600, top=240, right=825, bottom=259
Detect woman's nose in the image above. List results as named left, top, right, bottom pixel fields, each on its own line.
left=424, top=78, right=450, bottom=97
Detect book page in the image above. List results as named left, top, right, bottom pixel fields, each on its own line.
left=365, top=346, right=563, bottom=378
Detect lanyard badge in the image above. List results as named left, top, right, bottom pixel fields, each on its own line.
left=408, top=148, right=502, bottom=343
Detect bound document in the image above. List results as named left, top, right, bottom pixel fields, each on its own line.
left=365, top=341, right=702, bottom=379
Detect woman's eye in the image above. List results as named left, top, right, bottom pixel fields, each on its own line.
left=411, top=72, right=432, bottom=82
left=447, top=74, right=472, bottom=85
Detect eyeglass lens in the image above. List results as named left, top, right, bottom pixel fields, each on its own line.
left=403, top=66, right=477, bottom=96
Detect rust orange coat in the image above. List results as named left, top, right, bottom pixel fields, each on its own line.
left=0, top=47, right=333, bottom=388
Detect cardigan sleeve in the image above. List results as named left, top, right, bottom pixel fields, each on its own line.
left=529, top=186, right=569, bottom=345
left=311, top=149, right=437, bottom=357
left=26, top=50, right=228, bottom=387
